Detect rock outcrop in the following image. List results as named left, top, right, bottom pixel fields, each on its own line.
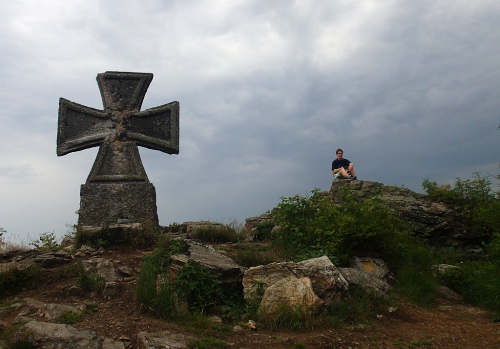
left=329, top=180, right=488, bottom=255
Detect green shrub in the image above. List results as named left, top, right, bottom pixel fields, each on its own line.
left=176, top=260, right=223, bottom=313
left=323, top=286, right=391, bottom=326
left=270, top=188, right=411, bottom=264
left=191, top=224, right=240, bottom=243
left=442, top=261, right=500, bottom=315
left=66, top=261, right=105, bottom=295
left=30, top=232, right=59, bottom=251
left=262, top=304, right=317, bottom=331
left=0, top=266, right=43, bottom=298
left=252, top=220, right=275, bottom=241
left=59, top=310, right=82, bottom=324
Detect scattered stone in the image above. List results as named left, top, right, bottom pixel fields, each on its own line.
left=438, top=286, right=463, bottom=302
left=137, top=330, right=195, bottom=349
left=233, top=325, right=243, bottom=332
left=82, top=257, right=121, bottom=282
left=246, top=320, right=257, bottom=330
left=103, top=282, right=120, bottom=297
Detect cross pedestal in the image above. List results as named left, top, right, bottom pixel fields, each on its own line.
left=57, top=71, right=179, bottom=227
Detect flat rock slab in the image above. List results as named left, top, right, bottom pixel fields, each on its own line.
left=170, top=241, right=245, bottom=284
left=137, top=330, right=195, bottom=349
left=15, top=321, right=125, bottom=349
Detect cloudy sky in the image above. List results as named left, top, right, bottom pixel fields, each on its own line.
left=1, top=0, right=499, bottom=242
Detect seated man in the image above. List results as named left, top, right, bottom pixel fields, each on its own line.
left=332, top=148, right=357, bottom=180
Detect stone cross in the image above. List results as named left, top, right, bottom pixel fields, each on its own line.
left=57, top=71, right=179, bottom=227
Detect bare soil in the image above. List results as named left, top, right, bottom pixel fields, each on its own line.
left=4, top=245, right=500, bottom=349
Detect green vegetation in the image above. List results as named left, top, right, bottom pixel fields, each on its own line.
left=0, top=265, right=43, bottom=298
left=2, top=324, right=35, bottom=349
left=58, top=310, right=82, bottom=324
left=270, top=188, right=411, bottom=265
left=190, top=222, right=243, bottom=243
left=30, top=232, right=59, bottom=251
left=188, top=337, right=227, bottom=349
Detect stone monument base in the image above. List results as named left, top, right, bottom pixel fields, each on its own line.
left=78, top=182, right=159, bottom=227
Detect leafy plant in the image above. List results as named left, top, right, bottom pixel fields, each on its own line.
left=176, top=260, right=223, bottom=313
left=59, top=310, right=82, bottom=324
left=30, top=232, right=59, bottom=251
left=271, top=188, right=411, bottom=265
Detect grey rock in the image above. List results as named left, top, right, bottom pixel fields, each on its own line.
left=339, top=257, right=394, bottom=295
left=103, top=282, right=120, bottom=297
left=258, top=276, right=324, bottom=315
left=15, top=320, right=125, bottom=349
left=243, top=256, right=348, bottom=305
left=137, top=330, right=195, bottom=349
left=82, top=257, right=121, bottom=282
left=170, top=241, right=245, bottom=285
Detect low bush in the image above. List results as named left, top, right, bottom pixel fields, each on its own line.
left=191, top=223, right=242, bottom=243
left=0, top=265, right=43, bottom=298
left=441, top=260, right=500, bottom=316
left=323, top=286, right=391, bottom=326
left=59, top=310, right=82, bottom=324
left=270, top=188, right=411, bottom=265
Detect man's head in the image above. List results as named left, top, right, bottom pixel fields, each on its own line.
left=336, top=148, right=343, bottom=160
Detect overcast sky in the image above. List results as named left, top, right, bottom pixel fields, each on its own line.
left=1, top=0, right=499, bottom=242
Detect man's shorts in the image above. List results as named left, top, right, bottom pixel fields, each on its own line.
left=333, top=172, right=346, bottom=180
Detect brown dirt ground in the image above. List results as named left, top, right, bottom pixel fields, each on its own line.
left=3, top=245, right=500, bottom=349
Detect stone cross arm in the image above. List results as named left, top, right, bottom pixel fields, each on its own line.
left=57, top=99, right=179, bottom=156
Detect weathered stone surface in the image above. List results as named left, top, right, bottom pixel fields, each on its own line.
left=82, top=257, right=121, bottom=282
left=57, top=71, right=180, bottom=228
left=243, top=256, right=348, bottom=305
left=79, top=182, right=159, bottom=227
left=329, top=180, right=488, bottom=255
left=339, top=257, right=394, bottom=295
left=16, top=321, right=100, bottom=348
left=137, top=330, right=195, bottom=349
left=37, top=303, right=81, bottom=321
left=258, top=276, right=324, bottom=315
left=0, top=250, right=72, bottom=273
left=15, top=321, right=126, bottom=349
left=170, top=241, right=245, bottom=285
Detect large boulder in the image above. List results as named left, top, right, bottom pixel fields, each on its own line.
left=329, top=180, right=488, bottom=255
left=170, top=240, right=245, bottom=286
left=243, top=256, right=348, bottom=305
left=258, top=276, right=324, bottom=315
left=338, top=257, right=394, bottom=295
